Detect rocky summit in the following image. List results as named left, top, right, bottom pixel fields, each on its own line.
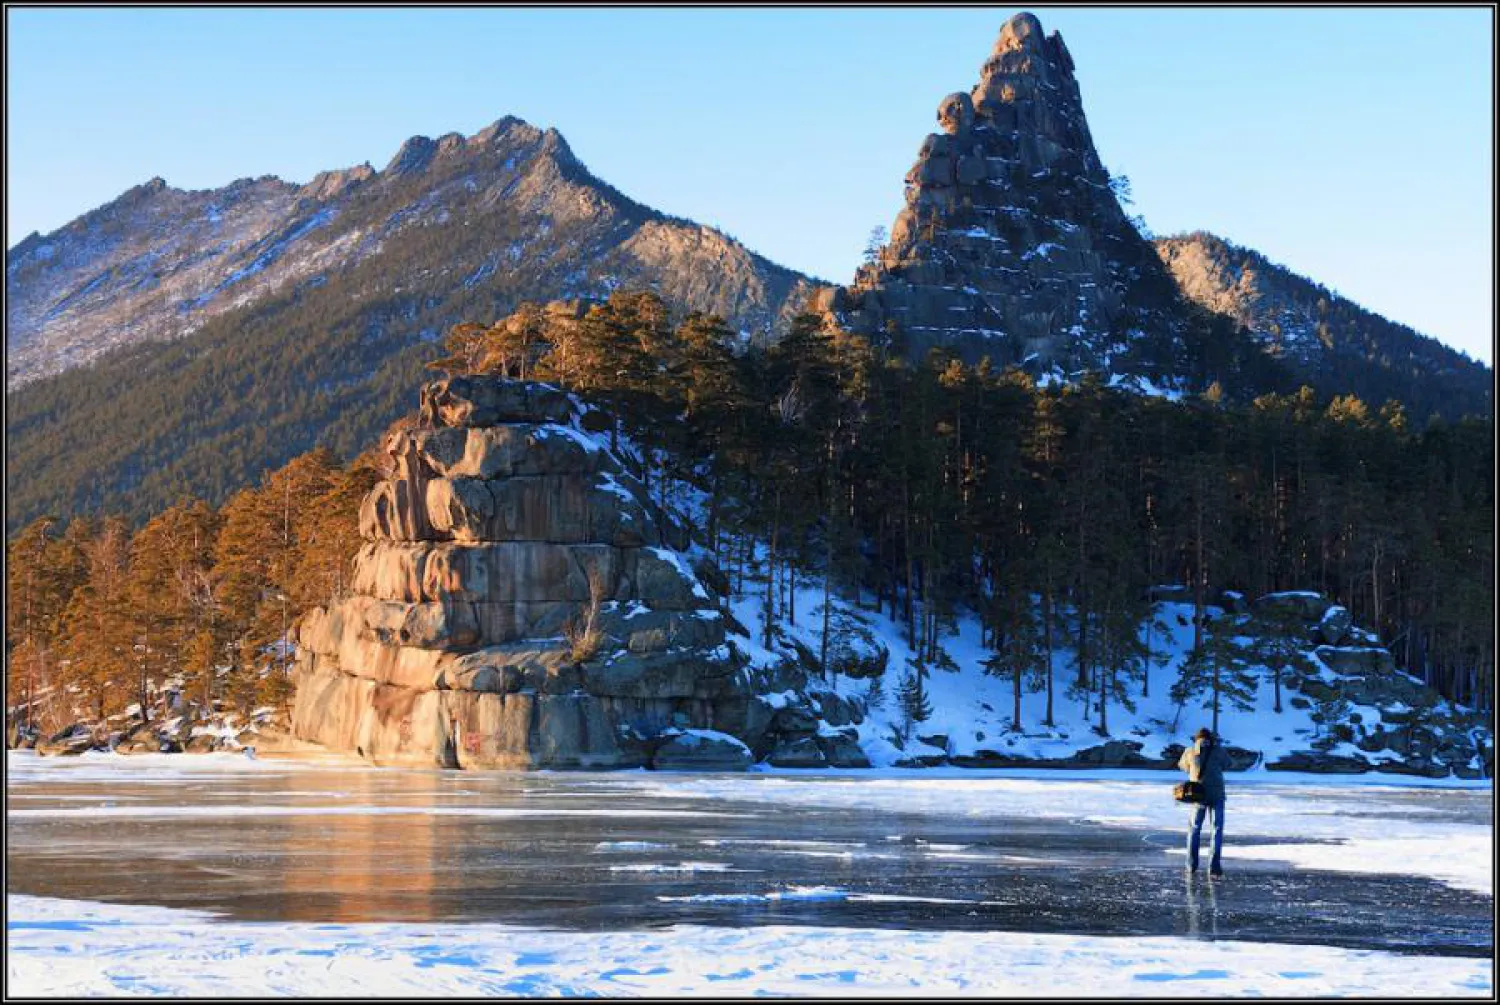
left=822, top=12, right=1184, bottom=375
left=290, top=376, right=863, bottom=770
left=6, top=117, right=814, bottom=392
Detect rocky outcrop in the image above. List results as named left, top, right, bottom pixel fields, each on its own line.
left=291, top=376, right=846, bottom=771
left=22, top=704, right=281, bottom=757
left=824, top=12, right=1184, bottom=375
left=34, top=725, right=97, bottom=757
left=1251, top=591, right=1492, bottom=779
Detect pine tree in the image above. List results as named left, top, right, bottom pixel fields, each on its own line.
left=6, top=517, right=85, bottom=733
left=1244, top=606, right=1317, bottom=714
left=1171, top=611, right=1260, bottom=734
left=897, top=657, right=932, bottom=742
left=58, top=516, right=134, bottom=723
left=123, top=501, right=221, bottom=720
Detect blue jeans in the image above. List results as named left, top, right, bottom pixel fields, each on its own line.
left=1187, top=800, right=1225, bottom=872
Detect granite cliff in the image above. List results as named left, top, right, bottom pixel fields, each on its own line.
left=289, top=376, right=869, bottom=770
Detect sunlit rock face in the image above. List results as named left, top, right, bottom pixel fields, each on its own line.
left=829, top=11, right=1184, bottom=376
left=290, top=376, right=750, bottom=770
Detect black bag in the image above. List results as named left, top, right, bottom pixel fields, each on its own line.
left=1173, top=780, right=1206, bottom=804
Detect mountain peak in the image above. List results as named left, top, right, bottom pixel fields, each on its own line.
left=382, top=117, right=574, bottom=177
left=539, top=126, right=577, bottom=164
left=826, top=11, right=1179, bottom=374
left=119, top=176, right=171, bottom=202
left=301, top=162, right=375, bottom=201
left=384, top=134, right=438, bottom=176
left=993, top=11, right=1046, bottom=56
left=470, top=115, right=527, bottom=147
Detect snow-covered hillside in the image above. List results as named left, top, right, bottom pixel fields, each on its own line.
left=713, top=550, right=1491, bottom=779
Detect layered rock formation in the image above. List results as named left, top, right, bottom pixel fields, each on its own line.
left=822, top=12, right=1183, bottom=374
left=290, top=376, right=866, bottom=771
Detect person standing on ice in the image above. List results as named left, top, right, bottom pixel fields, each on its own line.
left=1178, top=727, right=1229, bottom=877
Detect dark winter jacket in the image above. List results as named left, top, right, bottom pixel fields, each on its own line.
left=1178, top=739, right=1230, bottom=805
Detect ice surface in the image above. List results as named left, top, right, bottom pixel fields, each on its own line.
left=6, top=751, right=1491, bottom=998
left=7, top=895, right=1490, bottom=998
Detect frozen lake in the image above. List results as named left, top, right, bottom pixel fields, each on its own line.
left=6, top=752, right=1493, bottom=996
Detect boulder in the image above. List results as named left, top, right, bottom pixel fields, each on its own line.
left=916, top=732, right=951, bottom=753
left=936, top=91, right=975, bottom=136
left=1069, top=739, right=1155, bottom=768
left=36, top=726, right=96, bottom=757
left=1314, top=645, right=1397, bottom=677
left=817, top=727, right=871, bottom=768
left=410, top=424, right=616, bottom=480
left=528, top=694, right=643, bottom=770
left=895, top=748, right=950, bottom=768
left=581, top=649, right=711, bottom=700
left=1316, top=605, right=1353, bottom=646
left=633, top=548, right=710, bottom=610
left=767, top=735, right=827, bottom=768
left=1371, top=759, right=1448, bottom=779
left=1296, top=678, right=1340, bottom=703
left=596, top=606, right=726, bottom=656
left=832, top=640, right=888, bottom=680
left=770, top=703, right=820, bottom=736
left=419, top=375, right=573, bottom=427
left=1266, top=751, right=1372, bottom=774
left=690, top=554, right=732, bottom=599
left=747, top=660, right=809, bottom=697
left=811, top=691, right=864, bottom=728
left=1223, top=745, right=1261, bottom=771
left=115, top=722, right=177, bottom=755
left=183, top=734, right=220, bottom=754
left=652, top=730, right=752, bottom=771
left=1254, top=591, right=1333, bottom=624
left=710, top=696, right=778, bottom=755
left=361, top=599, right=480, bottom=650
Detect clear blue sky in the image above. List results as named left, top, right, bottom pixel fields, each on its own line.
left=7, top=7, right=1494, bottom=363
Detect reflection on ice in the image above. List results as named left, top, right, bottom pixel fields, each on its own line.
left=5, top=751, right=1491, bottom=960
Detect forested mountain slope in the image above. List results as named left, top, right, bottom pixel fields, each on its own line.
left=5, top=119, right=817, bottom=531
left=1156, top=231, right=1491, bottom=423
